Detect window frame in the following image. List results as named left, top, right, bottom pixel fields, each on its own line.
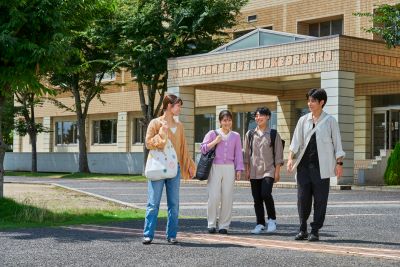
left=92, top=119, right=118, bottom=145
left=55, top=121, right=78, bottom=146
left=132, top=118, right=145, bottom=144
left=308, top=18, right=343, bottom=37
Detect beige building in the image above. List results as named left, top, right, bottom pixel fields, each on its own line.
left=11, top=0, right=400, bottom=185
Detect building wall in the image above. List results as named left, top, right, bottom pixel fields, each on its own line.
left=238, top=0, right=398, bottom=39
left=12, top=0, right=400, bottom=163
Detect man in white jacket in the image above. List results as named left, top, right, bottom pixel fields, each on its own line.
left=287, top=88, right=345, bottom=242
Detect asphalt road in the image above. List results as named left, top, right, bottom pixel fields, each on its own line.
left=2, top=176, right=400, bottom=266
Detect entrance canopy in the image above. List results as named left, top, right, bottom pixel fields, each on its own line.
left=168, top=31, right=400, bottom=96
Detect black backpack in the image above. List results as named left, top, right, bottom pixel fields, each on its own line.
left=248, top=128, right=285, bottom=167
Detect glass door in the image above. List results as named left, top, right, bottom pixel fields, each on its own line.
left=389, top=109, right=400, bottom=149
left=373, top=112, right=387, bottom=156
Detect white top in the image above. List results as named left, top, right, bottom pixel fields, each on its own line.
left=289, top=111, right=345, bottom=179
left=217, top=129, right=231, bottom=141
left=170, top=127, right=177, bottom=134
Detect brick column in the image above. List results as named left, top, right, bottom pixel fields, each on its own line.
left=42, top=117, right=52, bottom=152
left=168, top=86, right=195, bottom=158
left=354, top=95, right=371, bottom=160
left=117, top=112, right=129, bottom=152
left=12, top=132, right=22, bottom=152
left=321, top=71, right=355, bottom=185
left=276, top=99, right=296, bottom=159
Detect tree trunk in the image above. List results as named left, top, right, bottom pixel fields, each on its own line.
left=0, top=148, right=4, bottom=198
left=29, top=94, right=37, bottom=172
left=0, top=93, right=6, bottom=198
left=71, top=78, right=90, bottom=173
left=29, top=131, right=37, bottom=172
left=77, top=115, right=90, bottom=173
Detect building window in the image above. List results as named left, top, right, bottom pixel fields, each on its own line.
left=55, top=121, right=78, bottom=145
left=133, top=118, right=145, bottom=144
left=96, top=72, right=116, bottom=83
left=195, top=114, right=216, bottom=143
left=296, top=108, right=309, bottom=121
left=309, top=19, right=343, bottom=37
left=247, top=15, right=257, bottom=22
left=93, top=119, right=117, bottom=144
left=232, top=111, right=277, bottom=141
left=233, top=26, right=273, bottom=39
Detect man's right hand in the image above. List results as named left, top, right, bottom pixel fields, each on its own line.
left=245, top=166, right=250, bottom=180
left=287, top=159, right=294, bottom=173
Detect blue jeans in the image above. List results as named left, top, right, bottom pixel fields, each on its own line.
left=143, top=166, right=181, bottom=240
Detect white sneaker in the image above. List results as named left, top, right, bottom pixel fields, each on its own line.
left=266, top=219, right=277, bottom=233
left=251, top=224, right=265, bottom=234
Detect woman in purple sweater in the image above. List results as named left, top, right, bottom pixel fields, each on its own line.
left=200, top=110, right=244, bottom=234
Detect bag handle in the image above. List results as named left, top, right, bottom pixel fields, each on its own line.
left=291, top=114, right=331, bottom=171
left=210, top=130, right=219, bottom=152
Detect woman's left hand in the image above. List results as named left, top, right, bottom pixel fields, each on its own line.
left=236, top=171, right=241, bottom=181
left=189, top=167, right=195, bottom=178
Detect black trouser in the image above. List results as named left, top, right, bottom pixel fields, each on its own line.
left=297, top=166, right=330, bottom=234
left=250, top=177, right=276, bottom=226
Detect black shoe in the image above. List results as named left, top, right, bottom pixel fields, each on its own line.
left=208, top=227, right=216, bottom=234
left=294, top=231, right=308, bottom=240
left=308, top=233, right=319, bottom=242
left=167, top=237, right=178, bottom=244
left=218, top=229, right=228, bottom=234
left=142, top=237, right=152, bottom=244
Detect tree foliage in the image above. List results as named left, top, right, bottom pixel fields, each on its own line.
left=0, top=95, right=14, bottom=149
left=49, top=0, right=119, bottom=173
left=0, top=0, right=75, bottom=196
left=355, top=4, right=400, bottom=48
left=0, top=0, right=70, bottom=92
left=116, top=0, right=247, bottom=158
left=384, top=142, right=400, bottom=185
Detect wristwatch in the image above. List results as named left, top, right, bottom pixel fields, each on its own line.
left=336, top=161, right=343, bottom=166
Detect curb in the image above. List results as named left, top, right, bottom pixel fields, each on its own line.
left=5, top=178, right=400, bottom=192
left=53, top=183, right=141, bottom=209
left=181, top=179, right=352, bottom=190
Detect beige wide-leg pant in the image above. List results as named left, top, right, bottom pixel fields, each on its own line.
left=207, top=164, right=235, bottom=229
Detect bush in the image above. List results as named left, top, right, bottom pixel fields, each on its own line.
left=384, top=142, right=400, bottom=185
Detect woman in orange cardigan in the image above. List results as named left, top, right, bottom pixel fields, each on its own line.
left=142, top=94, right=196, bottom=245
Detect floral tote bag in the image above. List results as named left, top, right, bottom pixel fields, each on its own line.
left=145, top=139, right=178, bottom=181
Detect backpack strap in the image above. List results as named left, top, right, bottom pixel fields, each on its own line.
left=270, top=129, right=277, bottom=166
left=248, top=129, right=255, bottom=157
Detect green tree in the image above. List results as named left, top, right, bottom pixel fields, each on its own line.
left=116, top=0, right=247, bottom=160
left=0, top=95, right=14, bottom=149
left=0, top=94, right=14, bottom=198
left=49, top=1, right=118, bottom=173
left=355, top=3, right=400, bottom=48
left=14, top=88, right=52, bottom=172
left=0, top=0, right=72, bottom=197
left=384, top=142, right=400, bottom=185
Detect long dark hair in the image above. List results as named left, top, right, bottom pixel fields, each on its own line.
left=159, top=94, right=183, bottom=116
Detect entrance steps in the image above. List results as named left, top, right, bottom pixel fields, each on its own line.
left=279, top=150, right=390, bottom=186
left=356, top=150, right=391, bottom=185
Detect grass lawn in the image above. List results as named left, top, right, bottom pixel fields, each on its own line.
left=1, top=184, right=166, bottom=229
left=0, top=197, right=149, bottom=229
left=5, top=171, right=147, bottom=182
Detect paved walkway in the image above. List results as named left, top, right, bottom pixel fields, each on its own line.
left=2, top=176, right=400, bottom=266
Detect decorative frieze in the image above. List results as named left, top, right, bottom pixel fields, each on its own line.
left=170, top=50, right=334, bottom=79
